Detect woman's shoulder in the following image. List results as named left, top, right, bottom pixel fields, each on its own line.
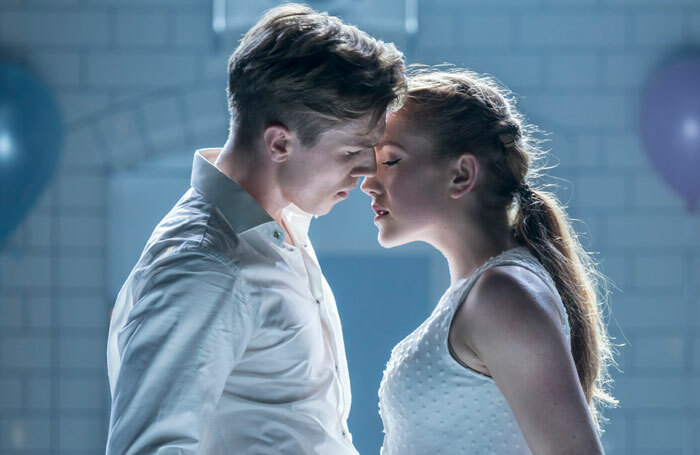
left=453, top=265, right=568, bottom=355
left=478, top=264, right=562, bottom=314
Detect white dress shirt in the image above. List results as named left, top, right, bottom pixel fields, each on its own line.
left=106, top=149, right=357, bottom=455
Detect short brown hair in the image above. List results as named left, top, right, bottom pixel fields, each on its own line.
left=227, top=3, right=405, bottom=148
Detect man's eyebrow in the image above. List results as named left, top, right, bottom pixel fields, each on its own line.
left=349, top=138, right=379, bottom=149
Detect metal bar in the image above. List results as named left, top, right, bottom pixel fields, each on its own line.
left=405, top=0, right=418, bottom=36
left=212, top=0, right=227, bottom=34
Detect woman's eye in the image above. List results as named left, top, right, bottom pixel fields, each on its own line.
left=345, top=150, right=362, bottom=156
left=382, top=158, right=402, bottom=166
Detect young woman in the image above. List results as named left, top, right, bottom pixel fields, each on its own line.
left=362, top=69, right=617, bottom=454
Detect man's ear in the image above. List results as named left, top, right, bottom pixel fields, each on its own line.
left=263, top=125, right=295, bottom=163
left=449, top=153, right=479, bottom=199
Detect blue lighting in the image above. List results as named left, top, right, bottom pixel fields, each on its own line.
left=682, top=116, right=699, bottom=143
left=0, top=130, right=14, bottom=162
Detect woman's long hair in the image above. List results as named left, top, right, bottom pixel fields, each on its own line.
left=402, top=67, right=618, bottom=433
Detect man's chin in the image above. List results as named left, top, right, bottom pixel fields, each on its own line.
left=313, top=207, right=332, bottom=217
left=298, top=193, right=350, bottom=217
left=303, top=200, right=335, bottom=217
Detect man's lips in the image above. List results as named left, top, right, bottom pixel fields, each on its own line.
left=337, top=183, right=358, bottom=199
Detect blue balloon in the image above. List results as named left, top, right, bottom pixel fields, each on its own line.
left=0, top=64, right=62, bottom=249
left=640, top=56, right=700, bottom=212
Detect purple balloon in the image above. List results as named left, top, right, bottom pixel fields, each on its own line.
left=640, top=56, right=700, bottom=212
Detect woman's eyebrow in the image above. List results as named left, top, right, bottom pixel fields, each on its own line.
left=375, top=140, right=405, bottom=150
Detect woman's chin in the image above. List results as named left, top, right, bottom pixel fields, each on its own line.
left=377, top=230, right=407, bottom=249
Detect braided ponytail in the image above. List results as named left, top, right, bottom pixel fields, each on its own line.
left=512, top=181, right=618, bottom=433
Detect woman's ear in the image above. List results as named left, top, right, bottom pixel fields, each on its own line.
left=263, top=125, right=295, bottom=163
left=449, top=153, right=479, bottom=199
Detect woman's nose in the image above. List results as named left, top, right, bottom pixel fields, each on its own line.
left=360, top=173, right=383, bottom=197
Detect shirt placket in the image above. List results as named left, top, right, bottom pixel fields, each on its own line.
left=298, top=246, right=349, bottom=433
left=278, top=211, right=352, bottom=444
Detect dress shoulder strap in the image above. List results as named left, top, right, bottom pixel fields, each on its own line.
left=448, top=247, right=571, bottom=339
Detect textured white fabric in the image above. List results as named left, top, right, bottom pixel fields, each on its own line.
left=378, top=247, right=571, bottom=455
left=107, top=149, right=356, bottom=455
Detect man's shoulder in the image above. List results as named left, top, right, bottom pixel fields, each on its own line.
left=144, top=191, right=243, bottom=265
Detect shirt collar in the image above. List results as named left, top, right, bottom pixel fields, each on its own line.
left=190, top=148, right=314, bottom=245
left=191, top=148, right=274, bottom=235
left=281, top=202, right=314, bottom=245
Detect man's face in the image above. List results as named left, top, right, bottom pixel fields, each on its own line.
left=279, top=115, right=385, bottom=216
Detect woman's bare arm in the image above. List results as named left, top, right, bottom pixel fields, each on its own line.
left=451, top=266, right=604, bottom=455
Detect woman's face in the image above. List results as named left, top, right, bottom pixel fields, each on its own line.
left=361, top=110, right=454, bottom=248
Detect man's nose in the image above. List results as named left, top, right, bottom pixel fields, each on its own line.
left=350, top=149, right=378, bottom=178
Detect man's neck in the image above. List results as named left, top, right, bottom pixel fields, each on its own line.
left=215, top=140, right=296, bottom=245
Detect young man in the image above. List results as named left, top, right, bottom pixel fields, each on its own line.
left=106, top=4, right=405, bottom=454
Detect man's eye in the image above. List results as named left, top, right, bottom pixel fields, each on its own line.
left=345, top=150, right=362, bottom=156
left=382, top=158, right=402, bottom=166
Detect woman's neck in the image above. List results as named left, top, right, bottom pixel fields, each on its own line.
left=430, top=210, right=520, bottom=285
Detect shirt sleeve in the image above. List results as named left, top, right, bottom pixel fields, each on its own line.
left=106, top=249, right=254, bottom=454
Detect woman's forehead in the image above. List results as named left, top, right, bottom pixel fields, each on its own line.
left=385, top=111, right=430, bottom=147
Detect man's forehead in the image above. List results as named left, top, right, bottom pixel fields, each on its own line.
left=327, top=116, right=386, bottom=147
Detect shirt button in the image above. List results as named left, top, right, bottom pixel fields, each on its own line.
left=273, top=231, right=282, bottom=239
left=315, top=299, right=320, bottom=304
left=335, top=364, right=339, bottom=372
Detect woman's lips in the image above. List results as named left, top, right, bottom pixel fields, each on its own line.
left=372, top=203, right=390, bottom=221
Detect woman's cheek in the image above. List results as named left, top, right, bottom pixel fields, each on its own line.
left=396, top=174, right=435, bottom=216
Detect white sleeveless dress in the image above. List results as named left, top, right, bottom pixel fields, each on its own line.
left=378, top=247, right=571, bottom=455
